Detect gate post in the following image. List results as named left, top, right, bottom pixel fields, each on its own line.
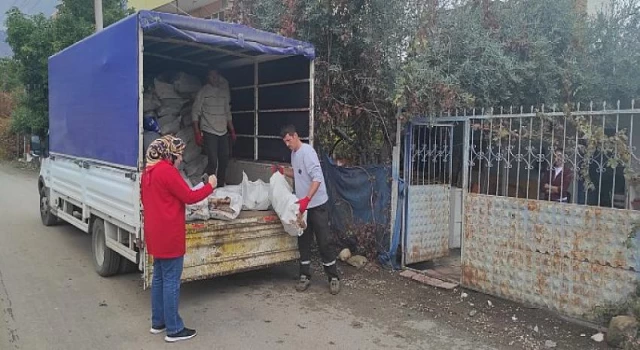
left=461, top=118, right=470, bottom=260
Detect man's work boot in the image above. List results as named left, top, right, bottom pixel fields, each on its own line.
left=296, top=275, right=311, bottom=292
left=329, top=278, right=340, bottom=295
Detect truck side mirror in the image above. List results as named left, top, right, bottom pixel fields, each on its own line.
left=42, top=135, right=49, bottom=158
left=30, top=135, right=41, bottom=158
left=30, top=133, right=49, bottom=158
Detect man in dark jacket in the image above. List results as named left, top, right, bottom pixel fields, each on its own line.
left=540, top=148, right=574, bottom=202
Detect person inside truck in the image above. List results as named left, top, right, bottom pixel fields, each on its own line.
left=273, top=125, right=341, bottom=295
left=142, top=135, right=217, bottom=343
left=192, top=69, right=236, bottom=187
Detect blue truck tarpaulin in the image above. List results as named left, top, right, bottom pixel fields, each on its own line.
left=49, top=15, right=140, bottom=168
left=139, top=11, right=315, bottom=59
left=48, top=11, right=316, bottom=168
left=322, top=156, right=392, bottom=257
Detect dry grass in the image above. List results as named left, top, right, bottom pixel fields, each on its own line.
left=0, top=92, right=17, bottom=160
left=0, top=92, right=14, bottom=118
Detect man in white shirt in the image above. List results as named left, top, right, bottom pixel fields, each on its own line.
left=192, top=69, right=236, bottom=187
left=273, top=125, right=340, bottom=295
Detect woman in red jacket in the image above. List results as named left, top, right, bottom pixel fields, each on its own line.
left=142, top=135, right=216, bottom=343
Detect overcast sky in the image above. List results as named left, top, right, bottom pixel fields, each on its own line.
left=1, top=0, right=59, bottom=29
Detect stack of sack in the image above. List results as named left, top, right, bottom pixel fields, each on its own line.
left=183, top=176, right=243, bottom=222
left=143, top=72, right=207, bottom=185
left=183, top=170, right=309, bottom=235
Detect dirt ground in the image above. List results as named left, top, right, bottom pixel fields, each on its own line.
left=326, top=259, right=609, bottom=350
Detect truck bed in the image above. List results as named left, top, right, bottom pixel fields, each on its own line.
left=145, top=210, right=299, bottom=286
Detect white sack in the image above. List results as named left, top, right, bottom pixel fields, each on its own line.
left=208, top=188, right=242, bottom=221
left=157, top=101, right=186, bottom=118
left=154, top=78, right=182, bottom=99
left=182, top=142, right=202, bottom=164
left=269, top=172, right=307, bottom=236
left=143, top=92, right=161, bottom=112
left=176, top=127, right=195, bottom=146
left=174, top=72, right=202, bottom=94
left=222, top=184, right=242, bottom=195
left=181, top=105, right=194, bottom=127
left=241, top=172, right=271, bottom=211
left=185, top=182, right=209, bottom=222
left=184, top=154, right=208, bottom=177
left=158, top=115, right=181, bottom=135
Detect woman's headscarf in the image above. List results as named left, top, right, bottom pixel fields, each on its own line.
left=145, top=135, right=186, bottom=167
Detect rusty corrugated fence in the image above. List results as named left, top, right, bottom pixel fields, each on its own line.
left=463, top=194, right=639, bottom=319
left=403, top=102, right=640, bottom=320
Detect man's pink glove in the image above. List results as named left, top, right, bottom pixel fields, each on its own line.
left=296, top=197, right=311, bottom=214
left=271, top=164, right=284, bottom=174
left=195, top=132, right=204, bottom=147
left=230, top=129, right=237, bottom=142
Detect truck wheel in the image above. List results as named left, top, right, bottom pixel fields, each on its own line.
left=118, top=258, right=139, bottom=274
left=91, top=218, right=121, bottom=277
left=39, top=186, right=58, bottom=226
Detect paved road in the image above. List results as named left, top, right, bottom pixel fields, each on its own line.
left=0, top=162, right=496, bottom=350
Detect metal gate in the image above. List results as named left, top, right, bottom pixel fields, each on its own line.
left=403, top=122, right=453, bottom=265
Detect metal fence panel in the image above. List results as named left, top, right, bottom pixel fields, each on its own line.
left=463, top=103, right=640, bottom=209
left=403, top=123, right=454, bottom=265
left=462, top=193, right=640, bottom=319
left=406, top=185, right=450, bottom=264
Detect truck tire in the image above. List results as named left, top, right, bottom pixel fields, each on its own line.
left=91, top=218, right=121, bottom=277
left=118, top=258, right=139, bottom=274
left=39, top=186, right=58, bottom=226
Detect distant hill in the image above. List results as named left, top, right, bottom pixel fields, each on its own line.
left=0, top=31, right=11, bottom=57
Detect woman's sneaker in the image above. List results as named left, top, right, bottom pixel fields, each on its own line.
left=149, top=325, right=165, bottom=334
left=164, top=328, right=197, bottom=342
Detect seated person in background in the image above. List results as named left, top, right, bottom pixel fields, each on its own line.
left=540, top=148, right=573, bottom=203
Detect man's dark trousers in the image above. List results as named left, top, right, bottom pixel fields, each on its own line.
left=203, top=131, right=229, bottom=186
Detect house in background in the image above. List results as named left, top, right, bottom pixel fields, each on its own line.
left=128, top=0, right=232, bottom=19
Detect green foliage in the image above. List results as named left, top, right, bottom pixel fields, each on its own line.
left=0, top=57, right=21, bottom=92
left=229, top=0, right=407, bottom=164
left=3, top=0, right=132, bottom=135
left=399, top=0, right=640, bottom=117
left=229, top=0, right=640, bottom=164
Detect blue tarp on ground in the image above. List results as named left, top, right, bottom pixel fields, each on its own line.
left=322, top=156, right=392, bottom=258
left=379, top=179, right=404, bottom=269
